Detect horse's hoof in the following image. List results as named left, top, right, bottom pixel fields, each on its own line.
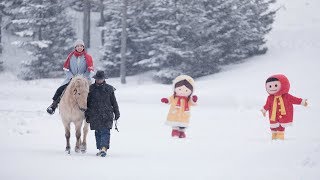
left=75, top=147, right=80, bottom=153
left=80, top=144, right=86, bottom=153
left=65, top=147, right=71, bottom=155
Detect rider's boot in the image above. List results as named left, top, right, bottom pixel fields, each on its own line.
left=46, top=100, right=59, bottom=115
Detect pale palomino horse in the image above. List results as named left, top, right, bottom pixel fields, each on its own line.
left=59, top=75, right=90, bottom=154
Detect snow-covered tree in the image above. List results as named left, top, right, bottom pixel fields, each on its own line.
left=9, top=0, right=75, bottom=80
left=133, top=0, right=195, bottom=83
left=97, top=0, right=106, bottom=26
left=100, top=0, right=192, bottom=80
left=100, top=0, right=275, bottom=83
left=100, top=0, right=147, bottom=77
left=183, top=0, right=243, bottom=77
left=234, top=0, right=276, bottom=57
left=152, top=0, right=275, bottom=83
left=0, top=0, right=22, bottom=72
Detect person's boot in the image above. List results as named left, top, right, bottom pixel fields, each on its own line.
left=171, top=129, right=180, bottom=137
left=99, top=147, right=107, bottom=157
left=277, top=132, right=285, bottom=140
left=272, top=132, right=277, bottom=140
left=96, top=149, right=102, bottom=156
left=46, top=100, right=59, bottom=115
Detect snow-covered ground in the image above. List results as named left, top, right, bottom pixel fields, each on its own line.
left=1, top=0, right=320, bottom=179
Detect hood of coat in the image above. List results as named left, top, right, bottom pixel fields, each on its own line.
left=266, top=74, right=290, bottom=96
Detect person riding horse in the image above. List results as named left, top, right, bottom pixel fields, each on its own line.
left=47, top=39, right=94, bottom=115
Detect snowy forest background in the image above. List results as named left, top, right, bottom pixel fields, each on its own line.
left=0, top=0, right=276, bottom=83
left=0, top=0, right=320, bottom=179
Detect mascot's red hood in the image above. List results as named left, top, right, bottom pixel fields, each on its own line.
left=267, top=74, right=290, bottom=96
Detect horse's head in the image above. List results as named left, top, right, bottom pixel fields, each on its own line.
left=70, top=76, right=90, bottom=112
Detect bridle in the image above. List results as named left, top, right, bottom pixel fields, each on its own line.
left=73, top=88, right=86, bottom=112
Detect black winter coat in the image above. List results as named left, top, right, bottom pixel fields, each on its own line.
left=86, top=81, right=120, bottom=130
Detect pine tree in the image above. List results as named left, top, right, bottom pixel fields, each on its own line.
left=100, top=0, right=148, bottom=77
left=153, top=0, right=276, bottom=83
left=133, top=0, right=195, bottom=83
left=143, top=0, right=241, bottom=83
left=100, top=0, right=275, bottom=83
left=0, top=0, right=25, bottom=72
left=178, top=0, right=237, bottom=78
left=9, top=0, right=75, bottom=80
left=237, top=0, right=275, bottom=56
left=101, top=0, right=193, bottom=82
left=99, top=0, right=121, bottom=76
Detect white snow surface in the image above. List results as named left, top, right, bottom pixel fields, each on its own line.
left=1, top=0, right=320, bottom=179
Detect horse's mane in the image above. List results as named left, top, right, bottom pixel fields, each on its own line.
left=67, top=75, right=89, bottom=95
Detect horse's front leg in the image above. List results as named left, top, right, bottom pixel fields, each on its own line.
left=74, top=121, right=82, bottom=153
left=64, top=122, right=71, bottom=154
left=81, top=121, right=89, bottom=153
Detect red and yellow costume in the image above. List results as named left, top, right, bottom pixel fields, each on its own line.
left=263, top=74, right=306, bottom=139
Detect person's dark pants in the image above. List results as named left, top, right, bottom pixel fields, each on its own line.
left=95, top=128, right=111, bottom=150
left=52, top=83, right=69, bottom=101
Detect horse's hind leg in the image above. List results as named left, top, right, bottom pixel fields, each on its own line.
left=74, top=121, right=82, bottom=153
left=64, top=122, right=71, bottom=154
left=81, top=121, right=89, bottom=153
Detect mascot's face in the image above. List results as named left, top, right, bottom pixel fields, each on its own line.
left=175, top=85, right=192, bottom=97
left=266, top=80, right=281, bottom=95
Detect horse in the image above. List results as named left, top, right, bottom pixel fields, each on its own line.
left=59, top=75, right=90, bottom=154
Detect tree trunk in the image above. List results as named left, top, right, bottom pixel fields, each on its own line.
left=0, top=14, right=2, bottom=54
left=0, top=14, right=2, bottom=71
left=101, top=30, right=105, bottom=46
left=38, top=26, right=42, bottom=41
left=98, top=0, right=105, bottom=26
left=120, top=0, right=128, bottom=84
left=83, top=0, right=91, bottom=48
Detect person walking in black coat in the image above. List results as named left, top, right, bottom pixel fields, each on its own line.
left=85, top=70, right=120, bottom=157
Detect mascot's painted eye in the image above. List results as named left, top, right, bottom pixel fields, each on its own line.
left=275, top=84, right=278, bottom=87
left=269, top=85, right=272, bottom=88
